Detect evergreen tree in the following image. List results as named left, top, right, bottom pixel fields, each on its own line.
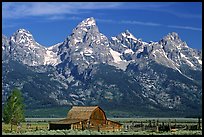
left=3, top=88, right=25, bottom=131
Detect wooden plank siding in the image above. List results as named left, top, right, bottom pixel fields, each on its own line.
left=48, top=106, right=122, bottom=131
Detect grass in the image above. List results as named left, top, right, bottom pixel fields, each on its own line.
left=2, top=129, right=202, bottom=135
left=114, top=118, right=201, bottom=126
left=2, top=122, right=48, bottom=133
left=2, top=117, right=202, bottom=135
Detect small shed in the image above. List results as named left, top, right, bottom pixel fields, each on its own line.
left=49, top=106, right=122, bottom=131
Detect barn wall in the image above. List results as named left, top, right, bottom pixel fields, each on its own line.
left=104, top=120, right=123, bottom=131
left=90, top=108, right=106, bottom=120
left=71, top=121, right=88, bottom=130
left=90, top=107, right=106, bottom=126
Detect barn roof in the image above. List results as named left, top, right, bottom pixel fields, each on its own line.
left=67, top=106, right=100, bottom=120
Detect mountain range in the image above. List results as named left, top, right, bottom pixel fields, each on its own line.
left=2, top=17, right=202, bottom=117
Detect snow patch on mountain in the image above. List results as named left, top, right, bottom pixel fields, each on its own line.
left=44, top=50, right=59, bottom=65
left=109, top=48, right=122, bottom=63
left=194, top=56, right=202, bottom=64
left=77, top=17, right=96, bottom=31
left=111, top=37, right=118, bottom=41
left=180, top=53, right=195, bottom=67
left=124, top=49, right=134, bottom=54
left=11, top=29, right=35, bottom=46
left=84, top=48, right=93, bottom=56
left=123, top=30, right=137, bottom=41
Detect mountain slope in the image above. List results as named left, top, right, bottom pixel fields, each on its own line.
left=2, top=17, right=202, bottom=117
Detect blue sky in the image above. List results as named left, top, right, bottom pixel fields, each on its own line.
left=2, top=2, right=202, bottom=50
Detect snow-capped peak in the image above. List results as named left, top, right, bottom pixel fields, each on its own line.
left=81, top=17, right=96, bottom=26
left=2, top=34, right=9, bottom=44
left=76, top=17, right=96, bottom=29
left=17, top=28, right=31, bottom=34
left=163, top=32, right=180, bottom=41
left=2, top=34, right=8, bottom=40
left=160, top=32, right=189, bottom=51
left=69, top=17, right=99, bottom=43
left=120, top=30, right=137, bottom=41
left=10, top=28, right=35, bottom=46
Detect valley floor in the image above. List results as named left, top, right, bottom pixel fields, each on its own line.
left=2, top=129, right=202, bottom=135
left=2, top=117, right=202, bottom=135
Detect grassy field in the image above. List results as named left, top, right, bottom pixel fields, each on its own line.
left=2, top=128, right=202, bottom=135
left=109, top=117, right=201, bottom=124
left=2, top=122, right=48, bottom=133
left=2, top=117, right=202, bottom=135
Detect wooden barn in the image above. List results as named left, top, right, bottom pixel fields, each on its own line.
left=49, top=106, right=122, bottom=131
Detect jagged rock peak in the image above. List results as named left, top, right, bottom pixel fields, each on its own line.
left=77, top=17, right=96, bottom=27
left=2, top=34, right=8, bottom=40
left=10, top=28, right=35, bottom=45
left=124, top=29, right=131, bottom=34
left=16, top=28, right=31, bottom=34
left=118, top=30, right=137, bottom=40
left=12, top=28, right=34, bottom=38
left=163, top=32, right=180, bottom=41
left=13, top=29, right=33, bottom=38
left=70, top=17, right=99, bottom=36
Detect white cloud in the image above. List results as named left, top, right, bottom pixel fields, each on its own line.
left=97, top=18, right=202, bottom=32
left=2, top=2, right=122, bottom=19
left=3, top=2, right=201, bottom=20
left=117, top=19, right=201, bottom=31
left=47, top=16, right=83, bottom=21
left=47, top=15, right=67, bottom=20
left=95, top=18, right=115, bottom=23
left=120, top=20, right=161, bottom=26
left=167, top=25, right=202, bottom=31
left=96, top=19, right=161, bottom=27
left=165, top=10, right=202, bottom=19
left=2, top=2, right=201, bottom=32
